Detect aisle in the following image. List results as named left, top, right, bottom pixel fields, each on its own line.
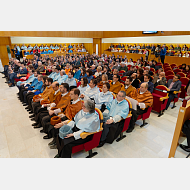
left=0, top=73, right=188, bottom=158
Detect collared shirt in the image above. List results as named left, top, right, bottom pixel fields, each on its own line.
left=72, top=98, right=80, bottom=104
left=168, top=82, right=175, bottom=90
left=64, top=77, right=76, bottom=87
left=61, top=92, right=68, bottom=97
left=54, top=89, right=60, bottom=95
left=125, top=84, right=131, bottom=89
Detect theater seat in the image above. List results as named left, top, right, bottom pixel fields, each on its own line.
left=166, top=75, right=174, bottom=81
left=136, top=107, right=152, bottom=127
left=71, top=108, right=103, bottom=158
left=180, top=77, right=189, bottom=99
left=173, top=68, right=182, bottom=73
left=152, top=85, right=169, bottom=117
left=116, top=98, right=132, bottom=142
left=77, top=81, right=81, bottom=87
left=177, top=72, right=186, bottom=78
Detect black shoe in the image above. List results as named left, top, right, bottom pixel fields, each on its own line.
left=97, top=140, right=106, bottom=148
left=43, top=135, right=50, bottom=139
left=32, top=122, right=38, bottom=126
left=126, top=127, right=134, bottom=133
left=5, top=81, right=9, bottom=83
left=29, top=114, right=35, bottom=118
left=28, top=111, right=33, bottom=114
left=9, top=84, right=15, bottom=87
left=54, top=154, right=59, bottom=158
left=2, top=76, right=6, bottom=78
left=34, top=124, right=42, bottom=129
left=49, top=144, right=57, bottom=149
left=23, top=103, right=28, bottom=106
left=25, top=106, right=29, bottom=109
left=48, top=138, right=56, bottom=146
left=31, top=118, right=35, bottom=121
left=179, top=144, right=190, bottom=152
left=40, top=129, right=44, bottom=133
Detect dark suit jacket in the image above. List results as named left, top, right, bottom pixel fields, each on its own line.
left=166, top=79, right=182, bottom=97
left=131, top=78, right=140, bottom=89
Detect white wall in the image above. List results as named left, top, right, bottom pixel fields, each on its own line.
left=102, top=35, right=190, bottom=44
left=11, top=37, right=93, bottom=44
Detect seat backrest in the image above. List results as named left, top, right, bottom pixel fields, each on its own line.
left=180, top=77, right=189, bottom=85
left=166, top=75, right=174, bottom=81
left=165, top=71, right=174, bottom=76
left=125, top=98, right=132, bottom=115
left=177, top=72, right=186, bottom=78
left=119, top=70, right=125, bottom=73
left=173, top=68, right=182, bottom=73
left=77, top=81, right=81, bottom=87
left=111, top=92, right=116, bottom=99
left=99, top=88, right=102, bottom=92
left=153, top=85, right=169, bottom=97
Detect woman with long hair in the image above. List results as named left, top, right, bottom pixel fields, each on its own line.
left=78, top=68, right=87, bottom=81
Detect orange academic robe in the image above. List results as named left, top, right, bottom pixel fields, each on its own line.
left=97, top=81, right=109, bottom=89
left=109, top=81, right=122, bottom=94
left=56, top=93, right=71, bottom=112
left=40, top=86, right=54, bottom=100
left=46, top=91, right=62, bottom=105
left=121, top=85, right=137, bottom=98
left=64, top=100, right=82, bottom=120
left=65, top=68, right=70, bottom=75
left=133, top=89, right=153, bottom=108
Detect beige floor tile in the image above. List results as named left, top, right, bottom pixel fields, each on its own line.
left=0, top=147, right=10, bottom=158
left=0, top=132, right=8, bottom=150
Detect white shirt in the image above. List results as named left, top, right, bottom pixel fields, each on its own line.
left=54, top=89, right=60, bottom=95
left=72, top=98, right=80, bottom=104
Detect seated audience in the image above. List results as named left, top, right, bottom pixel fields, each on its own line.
left=57, top=70, right=68, bottom=85
left=80, top=79, right=100, bottom=100
left=78, top=68, right=87, bottom=81
left=94, top=82, right=113, bottom=112
left=98, top=91, right=129, bottom=147
left=127, top=83, right=153, bottom=133
left=121, top=76, right=137, bottom=98
left=109, top=74, right=122, bottom=94
left=153, top=72, right=167, bottom=87
left=86, top=69, right=94, bottom=83
left=142, top=74, right=154, bottom=93
left=64, top=71, right=77, bottom=89
left=45, top=88, right=83, bottom=149
left=164, top=75, right=182, bottom=111
left=98, top=74, right=109, bottom=89
left=78, top=77, right=89, bottom=95
left=54, top=99, right=100, bottom=158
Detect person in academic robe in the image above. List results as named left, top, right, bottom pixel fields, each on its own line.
left=31, top=82, right=62, bottom=127
left=97, top=91, right=129, bottom=147
left=40, top=83, right=71, bottom=139
left=46, top=88, right=83, bottom=149
left=121, top=76, right=137, bottom=98
left=97, top=74, right=109, bottom=89
left=21, top=75, right=43, bottom=104
left=94, top=82, right=114, bottom=112
left=77, top=77, right=89, bottom=95
left=164, top=75, right=182, bottom=111
left=109, top=74, right=122, bottom=94
left=126, top=83, right=153, bottom=133
left=29, top=78, right=54, bottom=118
left=80, top=78, right=100, bottom=100
left=24, top=76, right=48, bottom=111
left=54, top=99, right=100, bottom=158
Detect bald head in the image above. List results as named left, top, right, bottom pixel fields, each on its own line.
left=140, top=82, right=148, bottom=93
left=52, top=82, right=59, bottom=91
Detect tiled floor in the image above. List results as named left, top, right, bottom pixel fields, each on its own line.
left=0, top=73, right=188, bottom=158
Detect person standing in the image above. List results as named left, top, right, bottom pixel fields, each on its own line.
left=160, top=45, right=166, bottom=64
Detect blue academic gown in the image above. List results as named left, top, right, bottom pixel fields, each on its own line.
left=74, top=70, right=81, bottom=80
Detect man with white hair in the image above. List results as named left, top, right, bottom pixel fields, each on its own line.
left=91, top=65, right=97, bottom=75
left=126, top=83, right=153, bottom=133
left=119, top=62, right=128, bottom=72
left=57, top=70, right=68, bottom=85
